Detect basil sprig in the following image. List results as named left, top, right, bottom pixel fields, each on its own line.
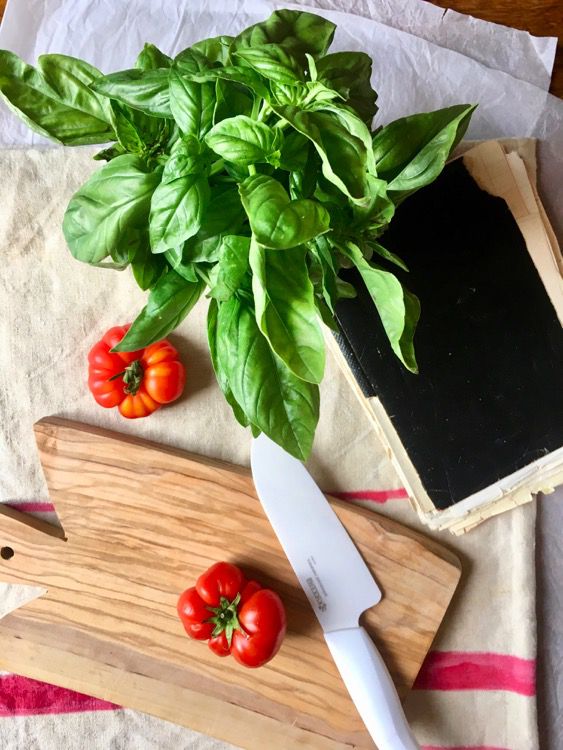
left=0, top=9, right=476, bottom=459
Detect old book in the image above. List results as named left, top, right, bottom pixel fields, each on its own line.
left=329, top=140, right=563, bottom=534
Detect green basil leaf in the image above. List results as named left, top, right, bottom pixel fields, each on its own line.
left=169, top=50, right=215, bottom=137
left=250, top=240, right=325, bottom=383
left=205, top=115, right=281, bottom=166
left=239, top=174, right=329, bottom=250
left=164, top=246, right=199, bottom=282
left=274, top=105, right=367, bottom=199
left=213, top=78, right=254, bottom=124
left=279, top=130, right=309, bottom=171
left=0, top=50, right=115, bottom=144
left=207, top=299, right=251, bottom=428
left=372, top=104, right=477, bottom=203
left=234, top=44, right=303, bottom=85
left=351, top=173, right=395, bottom=229
left=232, top=9, right=335, bottom=65
left=112, top=271, right=205, bottom=351
left=191, top=36, right=234, bottom=65
left=149, top=147, right=210, bottom=252
left=130, top=237, right=167, bottom=290
left=197, top=184, right=247, bottom=239
left=217, top=295, right=319, bottom=459
left=208, top=235, right=251, bottom=301
left=367, top=241, right=409, bottom=272
left=135, top=43, right=172, bottom=70
left=316, top=102, right=376, bottom=176
left=110, top=101, right=146, bottom=154
left=62, top=154, right=161, bottom=264
left=185, top=66, right=270, bottom=101
left=344, top=241, right=419, bottom=372
left=91, top=68, right=172, bottom=118
left=316, top=52, right=377, bottom=125
left=182, top=234, right=224, bottom=264
left=93, top=144, right=126, bottom=161
left=310, top=236, right=339, bottom=313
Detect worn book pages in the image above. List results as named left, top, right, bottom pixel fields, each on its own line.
left=328, top=139, right=563, bottom=534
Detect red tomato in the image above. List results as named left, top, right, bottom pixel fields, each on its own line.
left=177, top=562, right=286, bottom=668
left=87, top=325, right=185, bottom=419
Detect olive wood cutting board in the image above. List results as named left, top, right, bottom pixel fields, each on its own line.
left=0, top=418, right=461, bottom=749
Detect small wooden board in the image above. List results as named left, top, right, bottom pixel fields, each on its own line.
left=0, top=418, right=461, bottom=749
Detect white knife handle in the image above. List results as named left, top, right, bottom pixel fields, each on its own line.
left=324, top=626, right=420, bottom=750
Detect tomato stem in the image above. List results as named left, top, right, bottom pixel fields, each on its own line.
left=108, top=359, right=144, bottom=396
left=206, top=592, right=241, bottom=647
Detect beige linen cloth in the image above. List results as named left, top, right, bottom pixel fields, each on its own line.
left=0, top=148, right=538, bottom=749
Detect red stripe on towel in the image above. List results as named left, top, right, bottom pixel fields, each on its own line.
left=5, top=502, right=56, bottom=513
left=331, top=488, right=409, bottom=503
left=414, top=651, right=535, bottom=696
left=0, top=675, right=119, bottom=716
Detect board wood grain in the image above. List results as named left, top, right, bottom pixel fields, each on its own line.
left=0, top=418, right=461, bottom=749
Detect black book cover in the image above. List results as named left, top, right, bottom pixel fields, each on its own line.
left=335, top=159, right=563, bottom=511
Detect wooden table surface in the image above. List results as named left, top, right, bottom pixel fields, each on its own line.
left=0, top=0, right=560, bottom=96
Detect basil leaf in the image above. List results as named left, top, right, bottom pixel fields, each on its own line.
left=111, top=101, right=146, bottom=154
left=149, top=142, right=210, bottom=253
left=91, top=68, right=172, bottom=118
left=208, top=236, right=251, bottom=301
left=213, top=78, right=254, bottom=124
left=367, top=241, right=409, bottom=272
left=279, top=130, right=309, bottom=171
left=207, top=299, right=250, bottom=428
left=185, top=66, right=270, bottom=101
left=112, top=271, right=205, bottom=351
left=351, top=173, right=395, bottom=229
left=169, top=50, right=215, bottom=138
left=197, top=184, right=247, bottom=239
left=316, top=102, right=376, bottom=176
left=316, top=52, right=377, bottom=125
left=164, top=246, right=199, bottom=282
left=310, top=236, right=339, bottom=313
left=0, top=50, right=115, bottom=144
left=372, top=104, right=477, bottom=203
left=205, top=115, right=281, bottom=166
left=62, top=154, right=161, bottom=264
left=274, top=105, right=367, bottom=200
left=182, top=235, right=224, bottom=264
left=130, top=238, right=166, bottom=290
left=239, top=174, right=329, bottom=250
left=232, top=9, right=335, bottom=64
left=93, top=144, right=126, bottom=162
left=217, top=296, right=319, bottom=459
left=191, top=36, right=234, bottom=66
left=250, top=240, right=325, bottom=383
left=234, top=44, right=303, bottom=85
left=135, top=43, right=172, bottom=70
left=344, top=241, right=419, bottom=372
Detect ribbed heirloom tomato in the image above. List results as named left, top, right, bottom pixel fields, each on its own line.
left=88, top=325, right=185, bottom=418
left=177, top=562, right=286, bottom=668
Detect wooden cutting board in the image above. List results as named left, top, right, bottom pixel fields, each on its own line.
left=0, top=418, right=461, bottom=749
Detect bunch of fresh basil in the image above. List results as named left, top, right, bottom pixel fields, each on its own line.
left=0, top=9, right=475, bottom=459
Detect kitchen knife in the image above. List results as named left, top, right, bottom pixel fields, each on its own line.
left=250, top=434, right=420, bottom=750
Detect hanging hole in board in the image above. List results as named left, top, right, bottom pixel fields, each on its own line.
left=1, top=546, right=14, bottom=560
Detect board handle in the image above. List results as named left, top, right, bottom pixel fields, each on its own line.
left=324, top=626, right=420, bottom=750
left=0, top=504, right=67, bottom=586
